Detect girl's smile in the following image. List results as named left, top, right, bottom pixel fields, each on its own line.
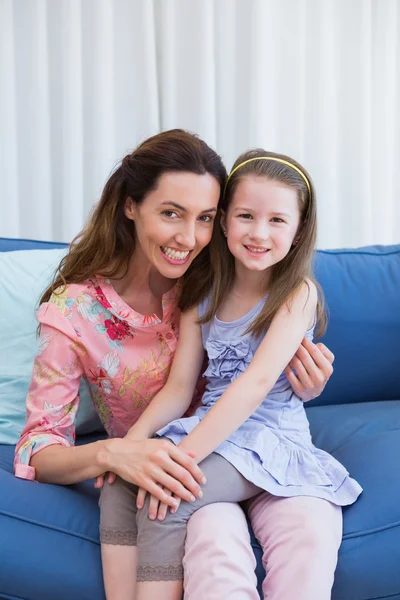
left=244, top=244, right=271, bottom=256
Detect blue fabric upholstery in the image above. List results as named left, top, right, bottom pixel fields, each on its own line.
left=308, top=401, right=400, bottom=599
left=0, top=240, right=103, bottom=444
left=1, top=238, right=399, bottom=600
left=0, top=237, right=68, bottom=252
left=312, top=245, right=400, bottom=406
left=0, top=436, right=106, bottom=600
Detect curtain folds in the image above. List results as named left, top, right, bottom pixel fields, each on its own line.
left=0, top=0, right=399, bottom=247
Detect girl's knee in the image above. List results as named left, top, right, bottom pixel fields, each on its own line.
left=188, top=503, right=248, bottom=537
left=185, top=503, right=256, bottom=582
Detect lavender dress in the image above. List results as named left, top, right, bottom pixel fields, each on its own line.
left=158, top=296, right=362, bottom=506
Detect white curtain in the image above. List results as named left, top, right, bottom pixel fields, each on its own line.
left=1, top=0, right=399, bottom=248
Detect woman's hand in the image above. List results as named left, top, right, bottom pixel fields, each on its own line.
left=98, top=437, right=205, bottom=508
left=284, top=337, right=334, bottom=402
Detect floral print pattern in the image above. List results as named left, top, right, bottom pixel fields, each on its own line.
left=103, top=315, right=134, bottom=342
left=14, top=276, right=183, bottom=481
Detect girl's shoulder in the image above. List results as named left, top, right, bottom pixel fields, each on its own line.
left=278, top=278, right=317, bottom=316
left=274, top=278, right=318, bottom=335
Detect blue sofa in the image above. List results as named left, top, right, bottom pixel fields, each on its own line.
left=1, top=237, right=399, bottom=600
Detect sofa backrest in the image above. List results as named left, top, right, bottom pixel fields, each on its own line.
left=2, top=238, right=399, bottom=408
left=0, top=237, right=67, bottom=252
left=311, top=245, right=400, bottom=406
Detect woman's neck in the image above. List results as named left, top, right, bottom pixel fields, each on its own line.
left=110, top=253, right=177, bottom=318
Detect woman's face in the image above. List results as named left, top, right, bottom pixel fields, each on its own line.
left=126, top=171, right=220, bottom=279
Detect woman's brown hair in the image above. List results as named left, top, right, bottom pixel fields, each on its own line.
left=40, top=129, right=226, bottom=305
left=180, top=149, right=327, bottom=338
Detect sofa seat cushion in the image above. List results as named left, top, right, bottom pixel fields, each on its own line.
left=0, top=435, right=106, bottom=600
left=310, top=401, right=400, bottom=599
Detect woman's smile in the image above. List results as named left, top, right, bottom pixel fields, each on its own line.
left=160, top=246, right=192, bottom=264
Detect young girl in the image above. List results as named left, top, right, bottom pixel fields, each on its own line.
left=99, top=149, right=361, bottom=600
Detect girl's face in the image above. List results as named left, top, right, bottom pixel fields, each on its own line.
left=222, top=175, right=300, bottom=275
left=126, top=171, right=220, bottom=279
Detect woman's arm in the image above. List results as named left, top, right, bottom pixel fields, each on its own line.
left=126, top=306, right=205, bottom=440
left=30, top=439, right=109, bottom=483
left=16, top=306, right=205, bottom=503
left=179, top=281, right=318, bottom=463
left=14, top=306, right=84, bottom=481
left=31, top=436, right=204, bottom=506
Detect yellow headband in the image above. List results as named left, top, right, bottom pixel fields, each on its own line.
left=224, top=157, right=311, bottom=214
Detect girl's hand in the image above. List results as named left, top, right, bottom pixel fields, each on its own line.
left=137, top=486, right=181, bottom=521
left=94, top=471, right=116, bottom=488
left=136, top=450, right=196, bottom=518
left=284, top=337, right=334, bottom=402
left=137, top=485, right=169, bottom=520
left=100, top=437, right=204, bottom=508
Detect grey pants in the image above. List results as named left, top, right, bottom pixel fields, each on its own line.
left=99, top=452, right=261, bottom=582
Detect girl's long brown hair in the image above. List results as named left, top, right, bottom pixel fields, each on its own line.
left=40, top=129, right=226, bottom=305
left=180, top=149, right=327, bottom=338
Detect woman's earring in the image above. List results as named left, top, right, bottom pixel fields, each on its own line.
left=222, top=228, right=227, bottom=237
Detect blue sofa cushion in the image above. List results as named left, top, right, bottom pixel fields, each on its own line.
left=0, top=436, right=106, bottom=600
left=0, top=238, right=104, bottom=444
left=312, top=245, right=400, bottom=406
left=0, top=237, right=68, bottom=252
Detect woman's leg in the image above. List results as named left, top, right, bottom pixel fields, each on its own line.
left=101, top=545, right=138, bottom=600
left=135, top=453, right=260, bottom=600
left=247, top=492, right=343, bottom=600
left=99, top=477, right=139, bottom=600
left=184, top=503, right=259, bottom=600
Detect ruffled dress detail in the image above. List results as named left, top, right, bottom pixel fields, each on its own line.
left=204, top=338, right=253, bottom=382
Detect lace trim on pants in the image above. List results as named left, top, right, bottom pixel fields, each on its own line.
left=100, top=527, right=137, bottom=546
left=136, top=563, right=184, bottom=582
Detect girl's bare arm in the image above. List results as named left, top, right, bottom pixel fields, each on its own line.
left=179, top=281, right=318, bottom=463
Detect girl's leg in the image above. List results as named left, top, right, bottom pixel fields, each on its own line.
left=99, top=477, right=139, bottom=600
left=135, top=453, right=260, bottom=600
left=247, top=492, right=343, bottom=600
left=184, top=503, right=259, bottom=600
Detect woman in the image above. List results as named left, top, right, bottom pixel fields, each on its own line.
left=15, top=129, right=334, bottom=599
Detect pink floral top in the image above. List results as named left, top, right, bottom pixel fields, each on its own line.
left=14, top=276, right=197, bottom=481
